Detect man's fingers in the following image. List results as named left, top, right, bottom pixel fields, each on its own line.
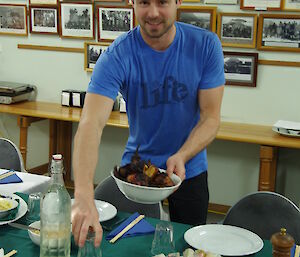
left=72, top=215, right=84, bottom=245
left=78, top=220, right=90, bottom=247
left=93, top=223, right=103, bottom=247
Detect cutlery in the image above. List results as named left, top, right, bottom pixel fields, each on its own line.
left=109, top=214, right=145, bottom=243
left=3, top=250, right=17, bottom=257
left=8, top=222, right=40, bottom=233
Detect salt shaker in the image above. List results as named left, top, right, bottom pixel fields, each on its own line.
left=271, top=228, right=295, bottom=257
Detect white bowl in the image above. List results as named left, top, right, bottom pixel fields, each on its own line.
left=28, top=220, right=40, bottom=246
left=0, top=198, right=19, bottom=218
left=111, top=170, right=182, bottom=204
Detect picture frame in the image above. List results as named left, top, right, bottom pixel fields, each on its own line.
left=204, top=0, right=237, bottom=4
left=217, top=13, right=258, bottom=48
left=84, top=42, right=110, bottom=71
left=223, top=51, right=258, bottom=87
left=257, top=14, right=300, bottom=53
left=29, top=0, right=58, bottom=4
left=29, top=5, right=59, bottom=34
left=283, top=0, right=300, bottom=11
left=177, top=6, right=217, bottom=32
left=0, top=4, right=28, bottom=36
left=59, top=2, right=94, bottom=39
left=240, top=0, right=283, bottom=11
left=97, top=6, right=134, bottom=42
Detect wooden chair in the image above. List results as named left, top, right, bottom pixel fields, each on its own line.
left=94, top=176, right=161, bottom=219
left=223, top=191, right=300, bottom=244
left=0, top=137, right=26, bottom=172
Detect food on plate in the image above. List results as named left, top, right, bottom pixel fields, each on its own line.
left=0, top=199, right=12, bottom=211
left=114, top=148, right=175, bottom=188
left=183, top=248, right=221, bottom=257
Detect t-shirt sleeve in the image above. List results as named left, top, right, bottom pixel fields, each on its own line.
left=198, top=33, right=225, bottom=90
left=87, top=48, right=124, bottom=100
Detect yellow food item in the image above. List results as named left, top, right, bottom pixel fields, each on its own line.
left=0, top=199, right=12, bottom=211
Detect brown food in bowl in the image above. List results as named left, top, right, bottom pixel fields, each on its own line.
left=114, top=148, right=175, bottom=188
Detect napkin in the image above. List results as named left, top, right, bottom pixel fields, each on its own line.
left=0, top=171, right=23, bottom=184
left=0, top=198, right=20, bottom=222
left=106, top=212, right=155, bottom=240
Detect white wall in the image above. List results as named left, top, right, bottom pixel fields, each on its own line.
left=0, top=0, right=300, bottom=207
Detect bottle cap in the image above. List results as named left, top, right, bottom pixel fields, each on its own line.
left=52, top=154, right=63, bottom=160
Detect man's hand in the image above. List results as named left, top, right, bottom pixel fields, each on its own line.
left=71, top=194, right=103, bottom=247
left=166, top=153, right=186, bottom=181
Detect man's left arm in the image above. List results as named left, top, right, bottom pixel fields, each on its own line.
left=166, top=85, right=224, bottom=180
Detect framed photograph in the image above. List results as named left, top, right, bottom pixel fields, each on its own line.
left=204, top=0, right=237, bottom=4
left=0, top=4, right=27, bottom=36
left=59, top=2, right=94, bottom=39
left=283, top=0, right=300, bottom=11
left=84, top=42, right=110, bottom=71
left=257, top=14, right=300, bottom=52
left=177, top=6, right=217, bottom=32
left=29, top=0, right=58, bottom=4
left=29, top=5, right=59, bottom=34
left=97, top=6, right=134, bottom=42
left=217, top=13, right=258, bottom=48
left=240, top=0, right=283, bottom=11
left=223, top=51, right=258, bottom=87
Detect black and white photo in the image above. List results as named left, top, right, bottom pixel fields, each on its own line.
left=283, top=0, right=300, bottom=11
left=240, top=0, right=282, bottom=10
left=30, top=0, right=57, bottom=4
left=204, top=0, right=237, bottom=4
left=0, top=4, right=27, bottom=36
left=223, top=51, right=258, bottom=87
left=258, top=14, right=300, bottom=52
left=177, top=7, right=216, bottom=32
left=84, top=42, right=109, bottom=71
left=30, top=6, right=58, bottom=34
left=217, top=13, right=257, bottom=48
left=60, top=2, right=94, bottom=39
left=97, top=6, right=134, bottom=42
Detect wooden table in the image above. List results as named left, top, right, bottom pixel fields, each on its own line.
left=1, top=101, right=300, bottom=193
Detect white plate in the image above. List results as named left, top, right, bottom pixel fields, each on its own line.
left=184, top=224, right=263, bottom=256
left=272, top=127, right=300, bottom=138
left=71, top=199, right=117, bottom=222
left=0, top=194, right=28, bottom=225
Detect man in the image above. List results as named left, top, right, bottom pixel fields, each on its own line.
left=71, top=0, right=225, bottom=247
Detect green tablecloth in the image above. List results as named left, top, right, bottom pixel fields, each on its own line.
left=0, top=193, right=272, bottom=257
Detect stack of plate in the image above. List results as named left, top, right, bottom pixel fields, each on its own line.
left=272, top=120, right=300, bottom=138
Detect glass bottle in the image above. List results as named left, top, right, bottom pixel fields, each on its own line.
left=77, top=228, right=102, bottom=257
left=40, top=154, right=71, bottom=257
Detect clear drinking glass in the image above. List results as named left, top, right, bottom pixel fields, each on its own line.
left=151, top=222, right=175, bottom=256
left=26, top=192, right=42, bottom=222
left=77, top=229, right=102, bottom=257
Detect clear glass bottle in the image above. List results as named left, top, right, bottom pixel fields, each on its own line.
left=40, top=154, right=71, bottom=257
left=77, top=229, right=102, bottom=257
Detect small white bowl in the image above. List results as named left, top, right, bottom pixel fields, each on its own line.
left=28, top=221, right=40, bottom=246
left=111, top=169, right=182, bottom=204
left=0, top=198, right=18, bottom=219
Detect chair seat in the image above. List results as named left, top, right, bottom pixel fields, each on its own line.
left=223, top=191, right=300, bottom=244
left=94, top=176, right=161, bottom=219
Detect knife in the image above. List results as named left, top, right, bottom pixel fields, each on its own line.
left=8, top=222, right=40, bottom=233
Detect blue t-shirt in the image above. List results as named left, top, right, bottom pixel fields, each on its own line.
left=88, top=22, right=225, bottom=179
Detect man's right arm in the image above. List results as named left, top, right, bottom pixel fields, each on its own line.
left=72, top=93, right=114, bottom=247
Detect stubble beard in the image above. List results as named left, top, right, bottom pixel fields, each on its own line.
left=140, top=18, right=174, bottom=39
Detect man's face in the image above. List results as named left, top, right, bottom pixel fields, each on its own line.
left=134, top=0, right=181, bottom=40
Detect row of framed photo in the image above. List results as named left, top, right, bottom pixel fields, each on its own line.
left=1, top=3, right=300, bottom=53
left=84, top=41, right=259, bottom=87
left=21, top=0, right=300, bottom=11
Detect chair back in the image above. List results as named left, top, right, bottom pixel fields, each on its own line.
left=94, top=176, right=161, bottom=219
left=223, top=191, right=300, bottom=244
left=0, top=137, right=26, bottom=172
